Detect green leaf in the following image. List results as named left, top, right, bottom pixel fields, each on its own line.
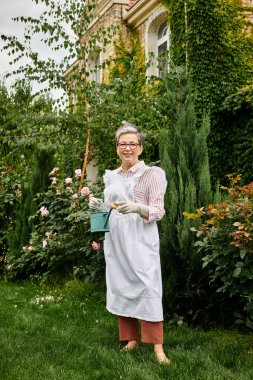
left=233, top=267, right=242, bottom=277
left=240, top=249, right=247, bottom=259
left=194, top=240, right=205, bottom=247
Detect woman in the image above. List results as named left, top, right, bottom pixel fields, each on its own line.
left=90, top=121, right=170, bottom=364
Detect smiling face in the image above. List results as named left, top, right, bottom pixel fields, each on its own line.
left=117, top=133, right=143, bottom=171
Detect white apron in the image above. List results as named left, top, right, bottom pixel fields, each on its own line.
left=103, top=167, right=163, bottom=322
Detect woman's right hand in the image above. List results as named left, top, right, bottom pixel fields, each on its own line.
left=88, top=196, right=105, bottom=211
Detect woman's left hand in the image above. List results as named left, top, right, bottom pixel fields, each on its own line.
left=116, top=201, right=149, bottom=219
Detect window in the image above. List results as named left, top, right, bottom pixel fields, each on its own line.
left=94, top=53, right=101, bottom=84
left=157, top=21, right=169, bottom=77
left=87, top=50, right=101, bottom=83
left=146, top=12, right=169, bottom=77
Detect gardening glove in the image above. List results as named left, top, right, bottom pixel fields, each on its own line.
left=116, top=201, right=149, bottom=219
left=88, top=197, right=106, bottom=211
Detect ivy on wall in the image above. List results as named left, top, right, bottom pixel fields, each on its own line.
left=110, top=22, right=146, bottom=86
left=162, top=0, right=186, bottom=66
left=164, top=0, right=253, bottom=183
left=187, top=0, right=253, bottom=115
left=222, top=84, right=253, bottom=183
left=165, top=0, right=253, bottom=113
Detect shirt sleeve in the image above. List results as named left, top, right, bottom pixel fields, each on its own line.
left=135, top=169, right=166, bottom=223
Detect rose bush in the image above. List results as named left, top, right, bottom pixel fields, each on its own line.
left=8, top=168, right=105, bottom=283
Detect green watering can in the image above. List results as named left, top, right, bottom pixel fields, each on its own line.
left=90, top=208, right=112, bottom=233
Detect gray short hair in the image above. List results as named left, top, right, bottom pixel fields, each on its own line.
left=115, top=121, right=145, bottom=146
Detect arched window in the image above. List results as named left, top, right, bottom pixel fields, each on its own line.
left=146, top=11, right=169, bottom=77
left=94, top=53, right=101, bottom=84
left=157, top=21, right=169, bottom=77
left=87, top=50, right=101, bottom=83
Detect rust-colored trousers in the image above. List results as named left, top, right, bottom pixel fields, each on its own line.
left=118, top=316, right=163, bottom=344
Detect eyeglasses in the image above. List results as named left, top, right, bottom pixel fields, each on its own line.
left=117, top=143, right=140, bottom=150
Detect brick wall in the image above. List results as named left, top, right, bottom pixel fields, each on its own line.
left=81, top=3, right=131, bottom=82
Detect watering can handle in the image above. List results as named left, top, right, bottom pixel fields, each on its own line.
left=104, top=208, right=113, bottom=228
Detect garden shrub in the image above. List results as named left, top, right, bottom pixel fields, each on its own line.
left=185, top=175, right=253, bottom=329
left=9, top=147, right=55, bottom=255
left=0, top=165, right=21, bottom=263
left=8, top=167, right=105, bottom=283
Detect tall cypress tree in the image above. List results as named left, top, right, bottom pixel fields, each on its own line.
left=10, top=147, right=55, bottom=253
left=159, top=67, right=218, bottom=321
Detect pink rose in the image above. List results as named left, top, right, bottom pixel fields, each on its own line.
left=72, top=194, right=78, bottom=199
left=75, top=169, right=82, bottom=178
left=66, top=186, right=73, bottom=193
left=51, top=177, right=57, bottom=185
left=40, top=206, right=49, bottom=217
left=91, top=241, right=101, bottom=251
left=45, top=231, right=52, bottom=237
left=80, top=187, right=90, bottom=196
left=65, top=177, right=73, bottom=184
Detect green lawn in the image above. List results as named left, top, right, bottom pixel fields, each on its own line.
left=0, top=280, right=252, bottom=380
